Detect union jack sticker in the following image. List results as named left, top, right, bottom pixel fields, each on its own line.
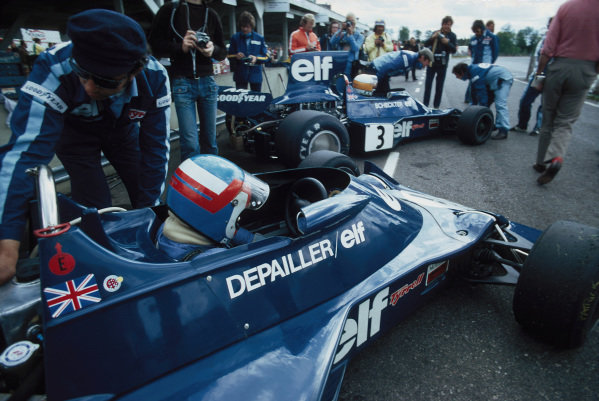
left=43, top=274, right=102, bottom=319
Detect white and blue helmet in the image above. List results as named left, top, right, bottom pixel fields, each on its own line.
left=167, top=155, right=270, bottom=244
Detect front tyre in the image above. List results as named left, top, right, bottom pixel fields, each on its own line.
left=275, top=110, right=350, bottom=168
left=513, top=221, right=599, bottom=348
left=456, top=106, right=494, bottom=145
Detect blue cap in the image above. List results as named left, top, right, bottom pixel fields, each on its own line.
left=67, top=9, right=147, bottom=77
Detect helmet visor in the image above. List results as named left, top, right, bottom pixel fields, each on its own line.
left=244, top=174, right=270, bottom=210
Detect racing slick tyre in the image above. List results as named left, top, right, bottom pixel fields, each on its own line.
left=298, top=150, right=360, bottom=176
left=513, top=221, right=599, bottom=348
left=456, top=106, right=494, bottom=145
left=275, top=110, right=350, bottom=168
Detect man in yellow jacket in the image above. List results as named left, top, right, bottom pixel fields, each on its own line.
left=364, top=20, right=393, bottom=61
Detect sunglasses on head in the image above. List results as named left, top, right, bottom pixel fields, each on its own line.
left=69, top=57, right=145, bottom=89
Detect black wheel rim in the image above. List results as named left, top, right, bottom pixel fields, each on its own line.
left=475, top=114, right=493, bottom=141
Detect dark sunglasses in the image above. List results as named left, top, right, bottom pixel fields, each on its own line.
left=69, top=58, right=130, bottom=89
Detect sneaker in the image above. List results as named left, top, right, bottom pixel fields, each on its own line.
left=537, top=157, right=562, bottom=185
left=529, top=129, right=540, bottom=136
left=510, top=126, right=527, bottom=133
left=491, top=129, right=508, bottom=140
left=532, top=163, right=546, bottom=173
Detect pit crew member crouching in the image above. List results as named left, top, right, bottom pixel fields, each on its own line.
left=157, top=155, right=270, bottom=261
left=365, top=48, right=433, bottom=95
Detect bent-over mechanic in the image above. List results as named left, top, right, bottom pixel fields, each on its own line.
left=0, top=9, right=171, bottom=285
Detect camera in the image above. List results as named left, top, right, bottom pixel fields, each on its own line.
left=378, top=36, right=385, bottom=42
left=195, top=31, right=210, bottom=49
left=343, top=20, right=353, bottom=30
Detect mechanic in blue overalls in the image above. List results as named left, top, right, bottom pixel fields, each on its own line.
left=157, top=154, right=269, bottom=261
left=0, top=10, right=171, bottom=285
left=452, top=62, right=513, bottom=140
left=227, top=11, right=269, bottom=92
left=465, top=19, right=499, bottom=103
left=365, top=48, right=433, bottom=95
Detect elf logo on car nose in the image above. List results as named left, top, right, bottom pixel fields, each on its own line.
left=333, top=287, right=389, bottom=364
left=291, top=56, right=333, bottom=82
left=394, top=120, right=412, bottom=139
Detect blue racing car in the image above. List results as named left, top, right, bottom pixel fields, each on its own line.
left=0, top=152, right=597, bottom=400
left=218, top=51, right=495, bottom=167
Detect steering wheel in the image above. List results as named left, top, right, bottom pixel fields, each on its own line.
left=284, top=177, right=328, bottom=236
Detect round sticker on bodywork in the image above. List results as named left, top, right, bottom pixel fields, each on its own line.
left=103, top=275, right=123, bottom=292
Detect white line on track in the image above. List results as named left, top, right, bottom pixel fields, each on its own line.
left=383, top=152, right=400, bottom=176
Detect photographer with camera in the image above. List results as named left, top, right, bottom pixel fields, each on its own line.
left=330, top=13, right=364, bottom=77
left=422, top=16, right=457, bottom=108
left=228, top=11, right=268, bottom=92
left=364, top=20, right=393, bottom=61
left=149, top=0, right=226, bottom=160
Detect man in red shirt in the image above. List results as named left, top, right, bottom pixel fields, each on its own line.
left=533, top=0, right=599, bottom=185
left=289, top=13, right=321, bottom=55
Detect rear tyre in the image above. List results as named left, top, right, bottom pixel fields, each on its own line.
left=513, top=221, right=599, bottom=348
left=456, top=106, right=494, bottom=145
left=298, top=150, right=360, bottom=176
left=275, top=110, right=350, bottom=168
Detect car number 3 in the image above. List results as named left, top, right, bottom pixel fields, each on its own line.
left=364, top=123, right=393, bottom=152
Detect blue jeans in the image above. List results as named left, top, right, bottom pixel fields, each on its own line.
left=517, top=76, right=542, bottom=131
left=493, top=79, right=513, bottom=131
left=172, top=76, right=218, bottom=161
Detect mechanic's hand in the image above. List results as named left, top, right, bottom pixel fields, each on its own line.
left=249, top=55, right=257, bottom=64
left=182, top=30, right=198, bottom=53
left=0, top=239, right=19, bottom=286
left=440, top=37, right=450, bottom=45
left=235, top=52, right=245, bottom=60
left=198, top=41, right=214, bottom=58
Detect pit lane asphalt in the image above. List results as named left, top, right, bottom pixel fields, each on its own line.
left=111, top=56, right=598, bottom=401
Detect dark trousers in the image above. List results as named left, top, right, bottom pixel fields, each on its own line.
left=377, top=74, right=391, bottom=95
left=235, top=81, right=262, bottom=92
left=56, top=124, right=142, bottom=209
left=423, top=65, right=448, bottom=108
left=517, top=77, right=542, bottom=130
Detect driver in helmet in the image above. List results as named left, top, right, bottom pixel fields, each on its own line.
left=157, top=154, right=270, bottom=261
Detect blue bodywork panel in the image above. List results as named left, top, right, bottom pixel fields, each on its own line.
left=32, top=166, right=539, bottom=400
